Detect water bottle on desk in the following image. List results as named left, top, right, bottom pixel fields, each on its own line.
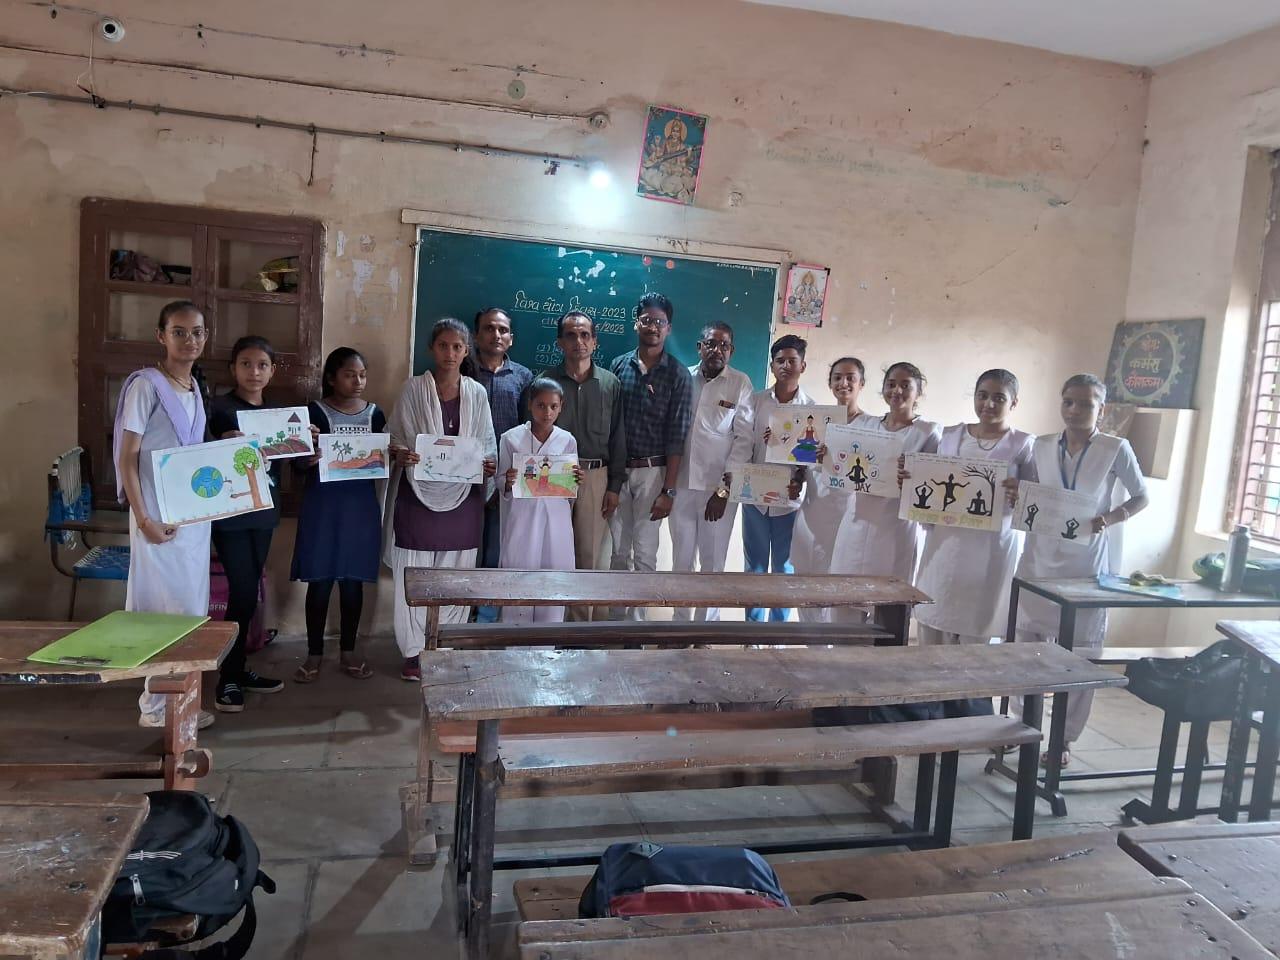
left=1220, top=524, right=1251, bottom=593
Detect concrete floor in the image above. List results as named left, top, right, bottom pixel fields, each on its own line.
left=2, top=635, right=1252, bottom=959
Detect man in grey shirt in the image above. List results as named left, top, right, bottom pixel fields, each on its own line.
left=536, top=310, right=626, bottom=621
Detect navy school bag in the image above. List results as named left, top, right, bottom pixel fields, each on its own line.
left=579, top=842, right=791, bottom=918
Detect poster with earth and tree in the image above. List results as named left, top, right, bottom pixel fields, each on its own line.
left=152, top=437, right=274, bottom=525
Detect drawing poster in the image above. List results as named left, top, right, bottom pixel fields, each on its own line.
left=1013, top=481, right=1097, bottom=546
left=823, top=424, right=903, bottom=498
left=513, top=454, right=579, bottom=499
left=898, top=453, right=1008, bottom=531
left=236, top=406, right=314, bottom=460
left=727, top=462, right=799, bottom=509
left=413, top=434, right=484, bottom=484
left=636, top=105, right=707, bottom=205
left=782, top=264, right=829, bottom=327
left=765, top=405, right=847, bottom=466
left=152, top=437, right=274, bottom=525
left=318, top=433, right=390, bottom=483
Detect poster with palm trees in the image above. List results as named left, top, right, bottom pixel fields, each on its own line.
left=318, top=433, right=390, bottom=483
left=236, top=406, right=314, bottom=459
left=152, top=437, right=273, bottom=524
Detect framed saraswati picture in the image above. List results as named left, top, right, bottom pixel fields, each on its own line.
left=1104, top=319, right=1204, bottom=409
left=636, top=105, right=707, bottom=205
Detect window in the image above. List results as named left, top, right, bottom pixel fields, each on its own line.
left=79, top=198, right=323, bottom=508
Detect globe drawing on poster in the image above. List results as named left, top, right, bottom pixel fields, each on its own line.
left=152, top=437, right=273, bottom=525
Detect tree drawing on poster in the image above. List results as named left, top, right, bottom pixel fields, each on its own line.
left=413, top=434, right=484, bottom=484
left=236, top=406, right=314, bottom=460
left=727, top=462, right=798, bottom=509
left=318, top=433, right=390, bottom=483
left=1013, top=481, right=1097, bottom=546
left=513, top=455, right=579, bottom=499
left=152, top=437, right=273, bottom=525
left=899, top=453, right=1007, bottom=531
left=765, top=405, right=846, bottom=465
left=1104, top=319, right=1204, bottom=409
left=822, top=424, right=904, bottom=498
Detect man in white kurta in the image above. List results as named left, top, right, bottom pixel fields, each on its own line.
left=669, top=323, right=754, bottom=621
left=497, top=421, right=577, bottom=622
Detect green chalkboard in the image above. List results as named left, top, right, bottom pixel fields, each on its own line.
left=411, top=228, right=779, bottom=388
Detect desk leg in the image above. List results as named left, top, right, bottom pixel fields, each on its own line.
left=1013, top=692, right=1044, bottom=840
left=1248, top=666, right=1280, bottom=822
left=1220, top=658, right=1259, bottom=822
left=1148, top=712, right=1182, bottom=817
left=933, top=752, right=958, bottom=847
left=405, top=701, right=438, bottom=865
left=1177, top=720, right=1210, bottom=820
left=913, top=754, right=935, bottom=836
left=878, top=603, right=908, bottom=647
left=1039, top=606, right=1077, bottom=818
left=426, top=606, right=441, bottom=651
left=466, top=719, right=500, bottom=960
left=452, top=751, right=476, bottom=934
left=151, top=672, right=209, bottom=791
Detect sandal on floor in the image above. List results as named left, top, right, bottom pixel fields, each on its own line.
left=294, top=664, right=320, bottom=684
left=340, top=661, right=373, bottom=680
left=1039, top=750, right=1070, bottom=768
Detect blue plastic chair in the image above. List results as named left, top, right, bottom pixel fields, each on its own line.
left=45, top=447, right=130, bottom=618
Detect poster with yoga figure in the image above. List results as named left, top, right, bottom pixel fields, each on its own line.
left=513, top=454, right=579, bottom=499
left=1012, top=481, right=1097, bottom=545
left=152, top=437, right=274, bottom=525
left=822, top=423, right=903, bottom=498
left=765, top=405, right=846, bottom=465
left=727, top=462, right=800, bottom=509
left=898, top=453, right=1008, bottom=531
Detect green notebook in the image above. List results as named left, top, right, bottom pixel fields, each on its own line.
left=28, top=611, right=211, bottom=669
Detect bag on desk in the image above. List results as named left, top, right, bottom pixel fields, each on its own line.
left=579, top=842, right=791, bottom=918
left=102, top=791, right=275, bottom=959
left=1193, top=552, right=1280, bottom=596
left=1125, top=640, right=1245, bottom=722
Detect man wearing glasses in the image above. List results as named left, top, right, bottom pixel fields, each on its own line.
left=608, top=293, right=693, bottom=617
left=669, top=322, right=754, bottom=621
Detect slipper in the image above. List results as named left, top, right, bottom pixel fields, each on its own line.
left=293, top=664, right=320, bottom=684
left=339, top=661, right=373, bottom=680
left=1039, top=750, right=1070, bottom=768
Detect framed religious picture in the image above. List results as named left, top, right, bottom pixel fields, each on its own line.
left=782, top=264, right=829, bottom=327
left=636, top=105, right=707, bottom=206
left=1104, top=319, right=1204, bottom=409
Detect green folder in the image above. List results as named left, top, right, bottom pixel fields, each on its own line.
left=28, top=611, right=211, bottom=669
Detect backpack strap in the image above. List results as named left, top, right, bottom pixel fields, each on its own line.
left=143, top=870, right=274, bottom=960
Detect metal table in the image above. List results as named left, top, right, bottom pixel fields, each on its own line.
left=1217, top=620, right=1280, bottom=822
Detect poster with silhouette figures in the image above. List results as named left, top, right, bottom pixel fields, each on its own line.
left=513, top=454, right=579, bottom=499
left=765, top=405, right=847, bottom=466
left=1012, top=481, right=1096, bottom=546
left=898, top=453, right=1008, bottom=531
left=152, top=437, right=273, bottom=525
left=413, top=434, right=485, bottom=483
left=822, top=424, right=903, bottom=498
left=318, top=433, right=390, bottom=483
left=727, top=462, right=799, bottom=509
left=236, top=406, right=314, bottom=460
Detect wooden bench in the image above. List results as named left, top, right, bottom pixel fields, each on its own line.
left=437, top=619, right=892, bottom=648
left=513, top=829, right=1148, bottom=921
left=0, top=727, right=210, bottom=784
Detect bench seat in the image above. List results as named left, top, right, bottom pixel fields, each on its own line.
left=436, top=620, right=891, bottom=649
left=0, top=728, right=165, bottom=781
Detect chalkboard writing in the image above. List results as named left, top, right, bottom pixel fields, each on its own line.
left=412, top=229, right=779, bottom=388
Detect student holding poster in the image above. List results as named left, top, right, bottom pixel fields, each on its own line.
left=497, top=378, right=580, bottom=624
left=385, top=319, right=497, bottom=681
left=1012, top=373, right=1149, bottom=765
left=828, top=362, right=941, bottom=593
left=913, top=371, right=1035, bottom=701
left=792, top=358, right=866, bottom=623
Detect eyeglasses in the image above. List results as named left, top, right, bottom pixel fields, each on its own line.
left=636, top=315, right=669, bottom=328
left=167, top=327, right=208, bottom=341
left=698, top=340, right=732, bottom=352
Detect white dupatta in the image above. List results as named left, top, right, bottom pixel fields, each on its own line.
left=382, top=373, right=496, bottom=564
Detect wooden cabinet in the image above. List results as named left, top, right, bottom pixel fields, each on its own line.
left=78, top=198, right=323, bottom=506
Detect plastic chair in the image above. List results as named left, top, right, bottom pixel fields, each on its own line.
left=45, top=447, right=130, bottom=617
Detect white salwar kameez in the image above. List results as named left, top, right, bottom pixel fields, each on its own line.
left=497, top=423, right=577, bottom=623
left=791, top=479, right=852, bottom=623
left=383, top=374, right=496, bottom=659
left=117, top=376, right=212, bottom=718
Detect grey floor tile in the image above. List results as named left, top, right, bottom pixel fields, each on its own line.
left=326, top=704, right=420, bottom=770
left=203, top=707, right=338, bottom=772
left=245, top=862, right=313, bottom=960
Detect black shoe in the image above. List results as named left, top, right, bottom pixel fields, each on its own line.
left=239, top=671, right=284, bottom=694
left=215, top=681, right=245, bottom=713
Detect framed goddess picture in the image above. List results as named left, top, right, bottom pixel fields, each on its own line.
left=636, top=105, right=707, bottom=206
left=783, top=264, right=829, bottom=327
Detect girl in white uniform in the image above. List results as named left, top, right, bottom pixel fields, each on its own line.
left=113, top=301, right=215, bottom=728
left=914, top=369, right=1035, bottom=658
left=1013, top=373, right=1149, bottom=766
left=497, top=378, right=579, bottom=623
left=792, top=357, right=866, bottom=623
left=829, top=362, right=941, bottom=592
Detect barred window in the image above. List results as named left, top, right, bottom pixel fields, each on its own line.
left=1238, top=299, right=1280, bottom=540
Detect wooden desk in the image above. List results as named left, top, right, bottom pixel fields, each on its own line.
left=517, top=877, right=1271, bottom=960
left=989, top=578, right=1280, bottom=818
left=403, top=569, right=931, bottom=647
left=1120, top=822, right=1280, bottom=954
left=1217, top=620, right=1280, bottom=822
left=427, top=644, right=1123, bottom=959
left=0, top=794, right=148, bottom=960
left=0, top=620, right=235, bottom=790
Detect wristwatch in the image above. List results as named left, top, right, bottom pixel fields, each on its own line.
left=714, top=487, right=729, bottom=499
left=662, top=487, right=677, bottom=498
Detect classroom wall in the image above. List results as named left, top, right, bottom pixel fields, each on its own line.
left=0, top=0, right=1150, bottom=634
left=1122, top=23, right=1280, bottom=644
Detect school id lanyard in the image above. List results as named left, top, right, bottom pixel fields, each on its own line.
left=1057, top=431, right=1096, bottom=490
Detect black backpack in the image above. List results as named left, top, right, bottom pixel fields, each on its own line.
left=102, top=791, right=275, bottom=959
